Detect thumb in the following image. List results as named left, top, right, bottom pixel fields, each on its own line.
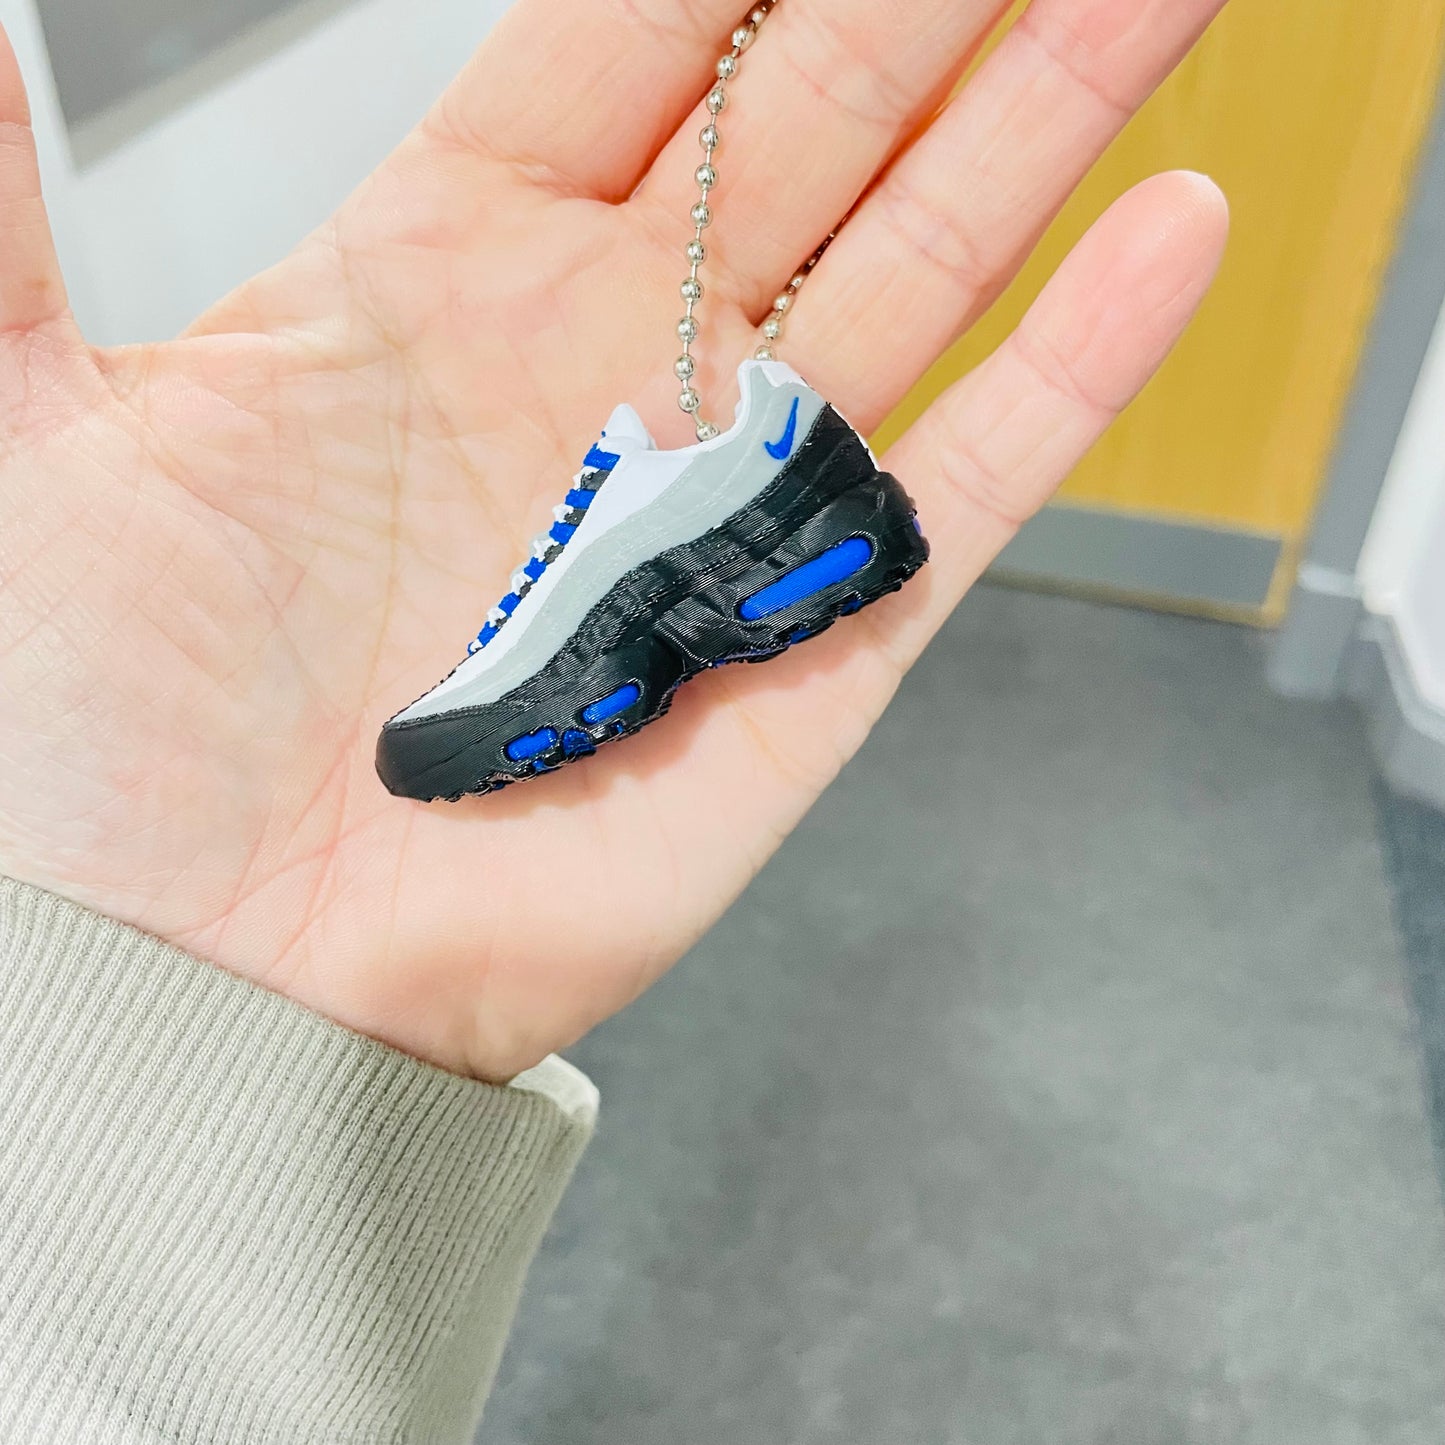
left=0, top=25, right=72, bottom=335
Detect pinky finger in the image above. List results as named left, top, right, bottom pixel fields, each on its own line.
left=878, top=170, right=1229, bottom=667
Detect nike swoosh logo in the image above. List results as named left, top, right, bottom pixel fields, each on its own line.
left=763, top=397, right=800, bottom=461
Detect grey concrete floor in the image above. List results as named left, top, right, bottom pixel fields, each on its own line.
left=485, top=586, right=1445, bottom=1445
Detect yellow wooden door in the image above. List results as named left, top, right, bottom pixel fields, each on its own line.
left=875, top=0, right=1445, bottom=622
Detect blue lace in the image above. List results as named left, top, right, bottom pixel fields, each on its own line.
left=467, top=443, right=621, bottom=654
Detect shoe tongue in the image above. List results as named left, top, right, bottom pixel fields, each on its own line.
left=598, top=402, right=654, bottom=452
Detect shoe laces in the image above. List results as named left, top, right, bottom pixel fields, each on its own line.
left=467, top=443, right=621, bottom=654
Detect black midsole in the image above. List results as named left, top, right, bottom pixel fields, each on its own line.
left=377, top=407, right=928, bottom=800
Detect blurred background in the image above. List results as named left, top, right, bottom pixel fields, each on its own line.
left=9, top=0, right=1444, bottom=1439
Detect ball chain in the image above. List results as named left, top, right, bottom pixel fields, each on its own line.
left=674, top=0, right=835, bottom=440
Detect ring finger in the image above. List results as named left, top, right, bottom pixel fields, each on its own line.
left=788, top=0, right=1229, bottom=430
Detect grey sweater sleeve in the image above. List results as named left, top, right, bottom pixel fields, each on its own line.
left=0, top=876, right=596, bottom=1444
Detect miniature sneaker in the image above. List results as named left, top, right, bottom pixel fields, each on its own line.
left=376, top=359, right=929, bottom=801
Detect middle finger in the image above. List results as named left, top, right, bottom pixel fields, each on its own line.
left=631, top=0, right=1010, bottom=315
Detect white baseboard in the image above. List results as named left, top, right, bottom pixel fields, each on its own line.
left=1347, top=617, right=1445, bottom=810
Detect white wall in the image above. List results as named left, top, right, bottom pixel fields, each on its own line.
left=1359, top=299, right=1445, bottom=714
left=4, top=0, right=510, bottom=345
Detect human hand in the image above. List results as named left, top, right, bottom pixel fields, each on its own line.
left=0, top=0, right=1228, bottom=1080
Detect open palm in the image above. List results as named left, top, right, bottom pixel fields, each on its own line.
left=0, top=0, right=1227, bottom=1079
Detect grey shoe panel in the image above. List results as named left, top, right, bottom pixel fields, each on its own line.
left=400, top=373, right=826, bottom=721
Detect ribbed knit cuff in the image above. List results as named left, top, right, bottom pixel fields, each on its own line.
left=0, top=877, right=596, bottom=1445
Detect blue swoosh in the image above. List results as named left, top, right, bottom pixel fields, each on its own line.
left=764, top=397, right=800, bottom=461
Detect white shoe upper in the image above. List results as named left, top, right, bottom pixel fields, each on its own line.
left=394, top=359, right=826, bottom=724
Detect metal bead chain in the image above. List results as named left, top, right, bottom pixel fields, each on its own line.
left=673, top=1, right=834, bottom=441
left=752, top=231, right=835, bottom=364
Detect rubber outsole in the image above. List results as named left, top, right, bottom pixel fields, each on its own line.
left=377, top=411, right=929, bottom=802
